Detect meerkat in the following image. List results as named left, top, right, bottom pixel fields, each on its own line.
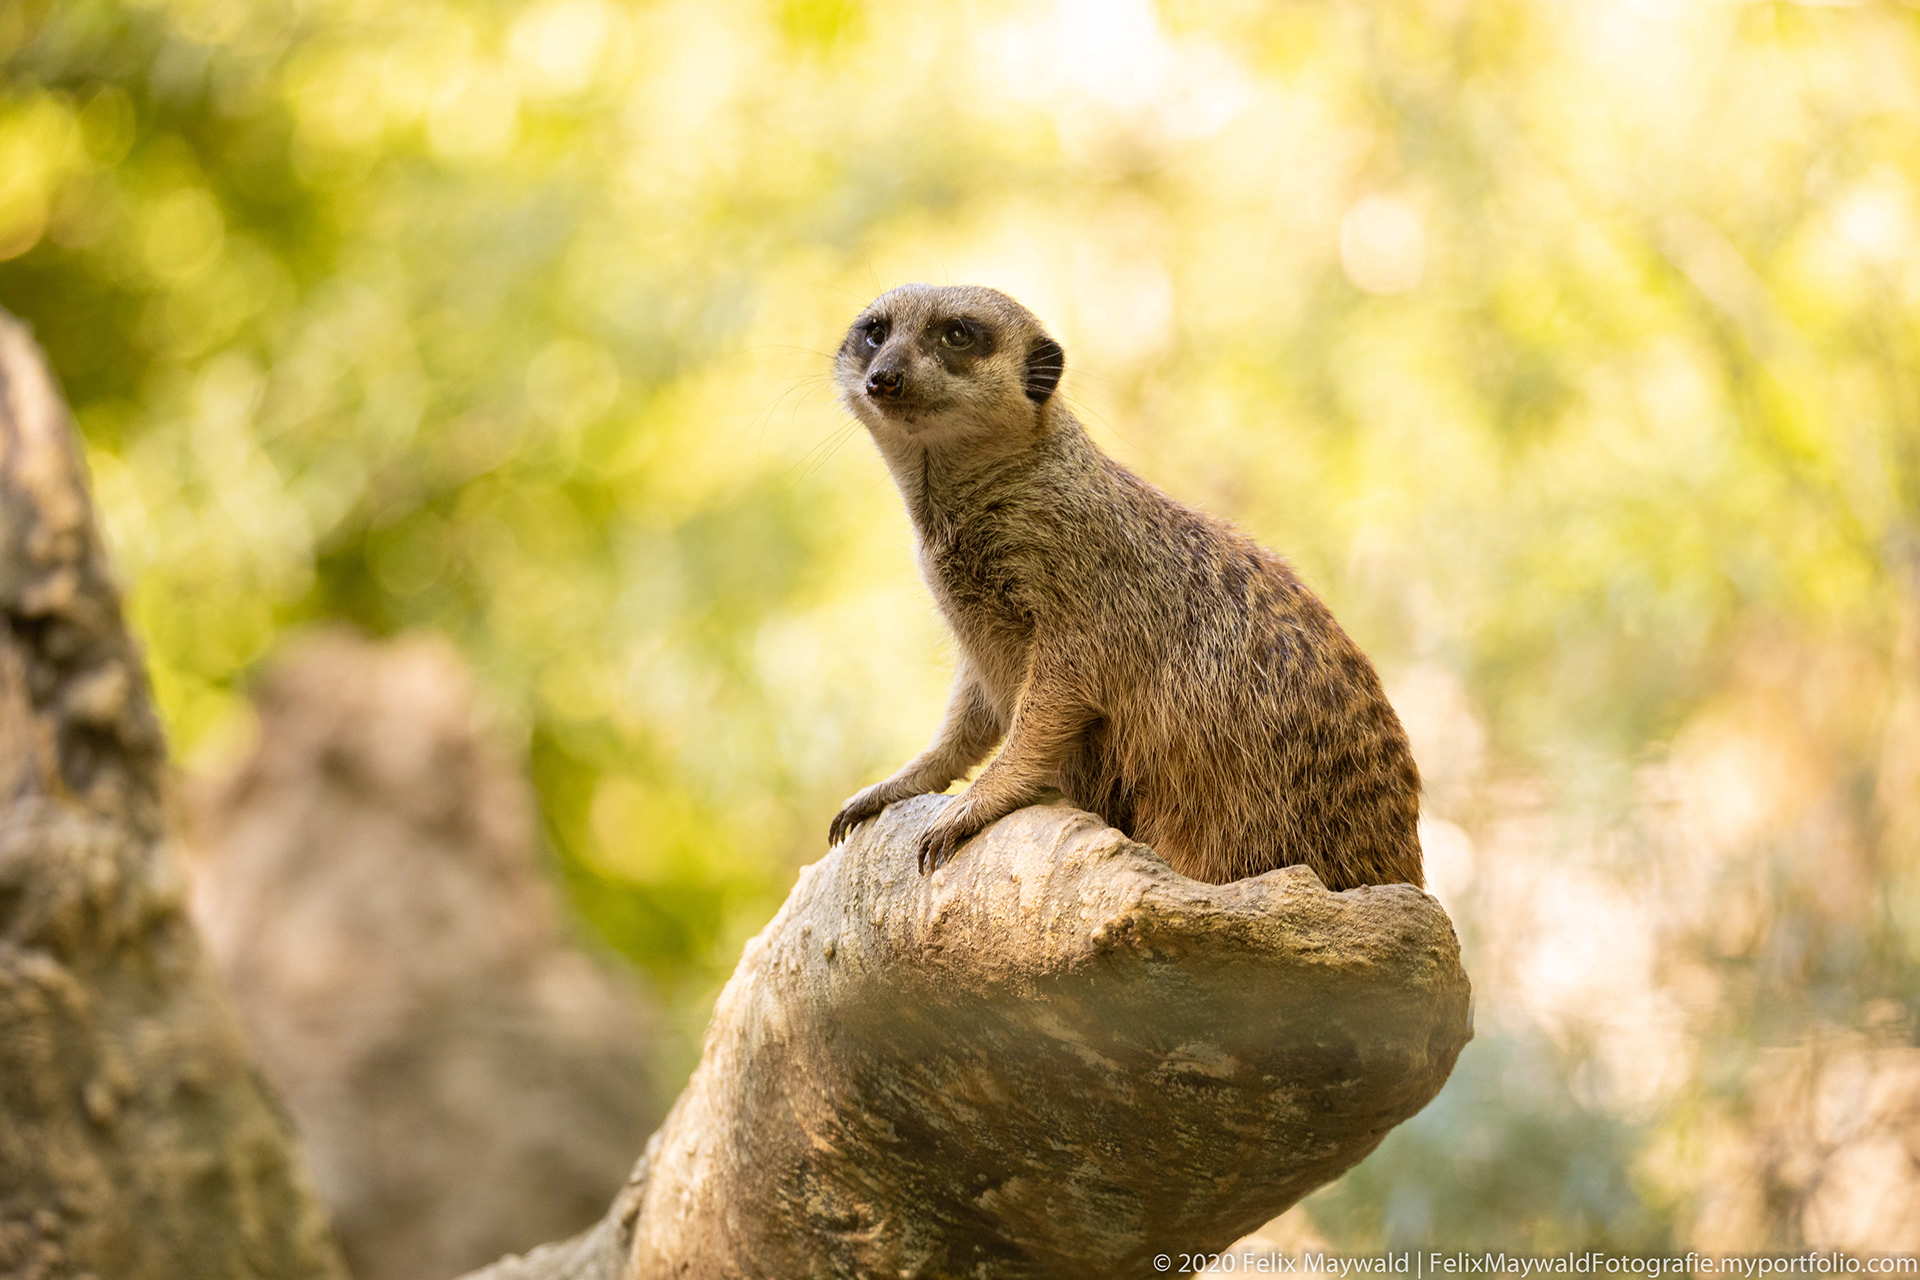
left=826, top=284, right=1423, bottom=891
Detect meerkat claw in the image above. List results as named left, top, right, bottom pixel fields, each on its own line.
left=828, top=806, right=866, bottom=847
left=829, top=788, right=890, bottom=847
left=917, top=822, right=966, bottom=874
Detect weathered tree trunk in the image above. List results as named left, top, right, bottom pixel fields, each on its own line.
left=469, top=796, right=1472, bottom=1280
left=0, top=312, right=347, bottom=1279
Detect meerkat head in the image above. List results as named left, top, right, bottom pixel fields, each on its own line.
left=835, top=284, right=1066, bottom=450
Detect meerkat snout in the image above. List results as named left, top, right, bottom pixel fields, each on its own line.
left=865, top=368, right=905, bottom=399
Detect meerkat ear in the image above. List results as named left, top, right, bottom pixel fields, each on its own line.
left=1024, top=337, right=1065, bottom=404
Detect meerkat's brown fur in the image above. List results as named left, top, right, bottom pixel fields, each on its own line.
left=827, top=284, right=1423, bottom=890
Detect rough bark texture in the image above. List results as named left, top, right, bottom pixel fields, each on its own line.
left=185, top=629, right=663, bottom=1280
left=0, top=312, right=347, bottom=1280
left=470, top=795, right=1472, bottom=1280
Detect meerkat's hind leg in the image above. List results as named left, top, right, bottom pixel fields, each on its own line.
left=829, top=673, right=1001, bottom=846
left=1055, top=719, right=1136, bottom=837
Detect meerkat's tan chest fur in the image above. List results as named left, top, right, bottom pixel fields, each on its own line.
left=827, top=284, right=1423, bottom=891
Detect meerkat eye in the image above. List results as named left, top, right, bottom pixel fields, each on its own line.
left=863, top=318, right=889, bottom=348
left=940, top=319, right=976, bottom=350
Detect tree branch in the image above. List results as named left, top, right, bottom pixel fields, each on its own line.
left=470, top=795, right=1472, bottom=1279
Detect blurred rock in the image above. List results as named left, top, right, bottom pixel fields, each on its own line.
left=184, top=628, right=660, bottom=1280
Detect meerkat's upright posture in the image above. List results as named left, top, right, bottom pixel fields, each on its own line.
left=827, top=284, right=1423, bottom=890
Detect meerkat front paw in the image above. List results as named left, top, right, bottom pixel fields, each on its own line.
left=830, top=781, right=913, bottom=846
left=828, top=794, right=881, bottom=846
left=917, top=804, right=983, bottom=874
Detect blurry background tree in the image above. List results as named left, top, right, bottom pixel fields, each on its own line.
left=182, top=628, right=663, bottom=1280
left=4, top=0, right=1919, bottom=1253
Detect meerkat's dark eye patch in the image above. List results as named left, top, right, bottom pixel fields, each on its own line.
left=862, top=318, right=889, bottom=348
left=939, top=318, right=978, bottom=350
left=1024, top=337, right=1065, bottom=403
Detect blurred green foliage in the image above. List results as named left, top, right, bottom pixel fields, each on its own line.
left=6, top=0, right=1920, bottom=1250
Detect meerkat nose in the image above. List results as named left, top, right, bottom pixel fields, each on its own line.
left=866, top=369, right=905, bottom=399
